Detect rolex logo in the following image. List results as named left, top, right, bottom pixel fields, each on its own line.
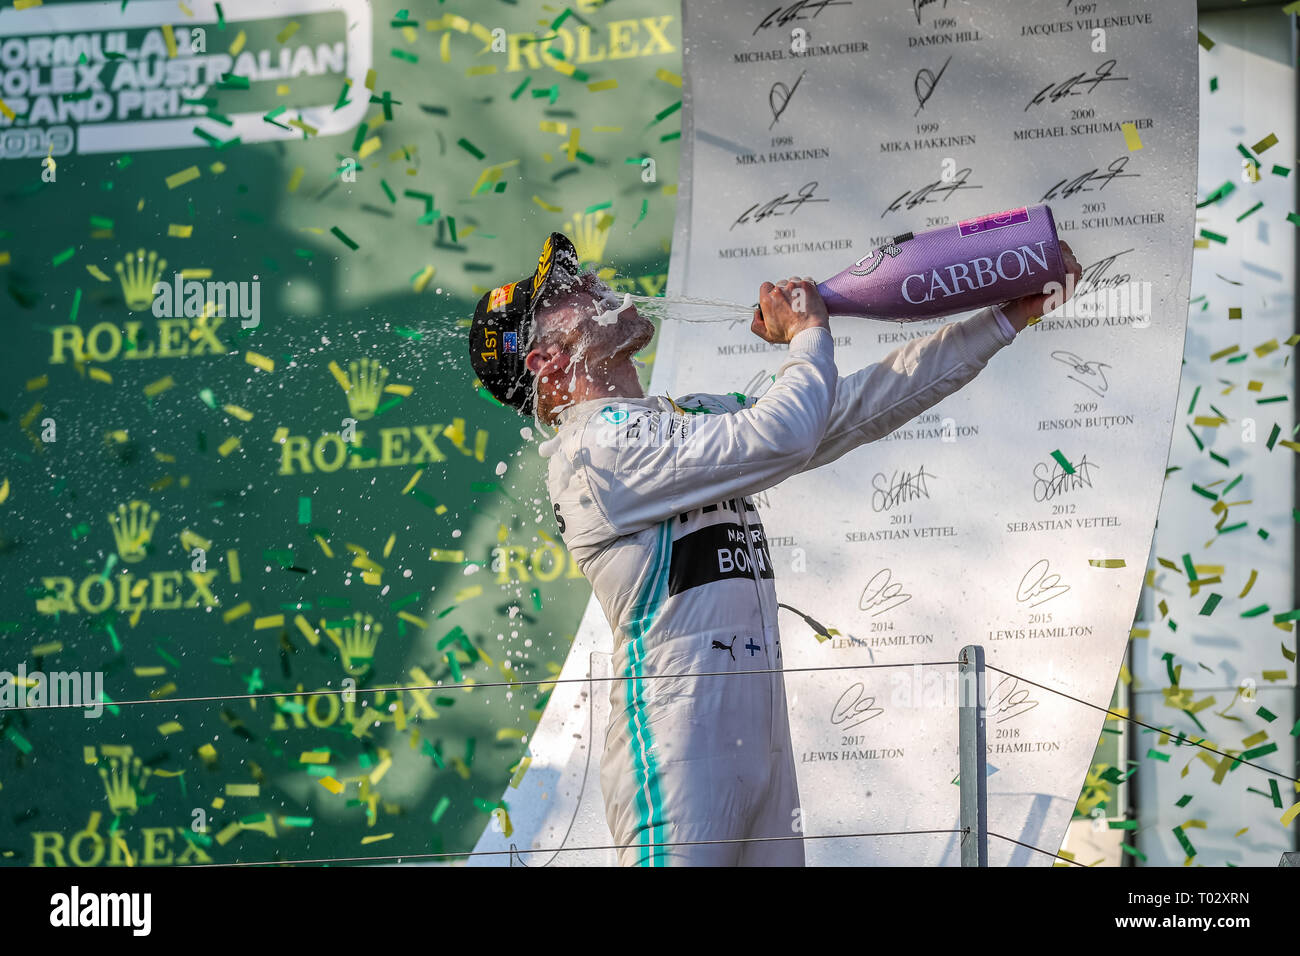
left=114, top=248, right=167, bottom=312
left=533, top=236, right=555, bottom=294
left=108, top=500, right=160, bottom=563
left=98, top=748, right=153, bottom=815
left=334, top=358, right=389, bottom=421
left=323, top=612, right=382, bottom=675
left=565, top=212, right=611, bottom=266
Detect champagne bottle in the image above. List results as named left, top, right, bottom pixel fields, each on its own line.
left=813, top=204, right=1066, bottom=321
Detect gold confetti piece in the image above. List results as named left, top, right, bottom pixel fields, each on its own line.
left=0, top=478, right=8, bottom=506
left=293, top=614, right=319, bottom=646
left=222, top=602, right=252, bottom=623
left=1209, top=344, right=1240, bottom=361
left=165, top=166, right=201, bottom=190
left=178, top=530, right=212, bottom=553
left=25, top=375, right=47, bottom=391
left=157, top=721, right=183, bottom=736
left=1240, top=569, right=1259, bottom=598
left=360, top=833, right=393, bottom=845
left=150, top=683, right=177, bottom=699
left=1193, top=416, right=1226, bottom=427
left=133, top=665, right=167, bottom=678
left=1242, top=730, right=1269, bottom=748
left=226, top=783, right=259, bottom=797
left=1283, top=801, right=1300, bottom=827
left=222, top=404, right=253, bottom=421
left=362, top=571, right=383, bottom=586
left=85, top=264, right=111, bottom=282
left=276, top=21, right=300, bottom=43
left=229, top=29, right=246, bottom=56
left=466, top=64, right=497, bottom=77
left=88, top=367, right=112, bottom=384
left=398, top=611, right=427, bottom=628
left=196, top=744, right=217, bottom=765
left=167, top=223, right=193, bottom=238
left=369, top=755, right=393, bottom=785
left=143, top=376, right=175, bottom=398
left=254, top=614, right=285, bottom=630
left=454, top=585, right=483, bottom=602
left=496, top=728, right=526, bottom=741
left=1251, top=133, right=1278, bottom=154
left=429, top=548, right=465, bottom=562
left=0, top=97, right=12, bottom=121
left=217, top=436, right=240, bottom=456
left=1089, top=558, right=1126, bottom=568
left=538, top=120, right=567, bottom=135
left=162, top=23, right=178, bottom=57
left=412, top=265, right=435, bottom=293
left=384, top=383, right=413, bottom=396
left=1119, top=122, right=1143, bottom=150
left=1262, top=669, right=1288, bottom=681
left=313, top=534, right=333, bottom=558
left=383, top=533, right=396, bottom=558
left=245, top=351, right=274, bottom=372
left=655, top=68, right=682, bottom=87
left=533, top=195, right=563, bottom=213
left=359, top=136, right=382, bottom=159
left=509, top=756, right=532, bottom=788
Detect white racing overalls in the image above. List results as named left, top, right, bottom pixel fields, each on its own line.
left=539, top=307, right=1015, bottom=866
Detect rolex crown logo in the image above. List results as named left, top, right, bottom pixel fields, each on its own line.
left=533, top=236, right=555, bottom=294
left=108, top=500, right=160, bottom=563
left=564, top=212, right=612, bottom=266
left=337, top=358, right=389, bottom=421
left=114, top=247, right=167, bottom=312
left=99, top=749, right=153, bottom=815
left=324, top=612, right=382, bottom=675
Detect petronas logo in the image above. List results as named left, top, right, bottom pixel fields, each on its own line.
left=565, top=211, right=611, bottom=265
left=114, top=248, right=167, bottom=312
left=108, top=500, right=160, bottom=563
left=329, top=357, right=389, bottom=421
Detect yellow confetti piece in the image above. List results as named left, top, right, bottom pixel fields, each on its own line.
left=143, top=376, right=175, bottom=398
left=167, top=223, right=193, bottom=238
left=150, top=683, right=177, bottom=699
left=466, top=64, right=497, bottom=77
left=299, top=750, right=331, bottom=764
left=1241, top=730, right=1269, bottom=748
left=86, top=264, right=111, bottom=282
left=157, top=721, right=183, bottom=736
left=1121, top=121, right=1143, bottom=151
left=222, top=601, right=252, bottom=623
left=454, top=585, right=483, bottom=602
left=0, top=478, right=8, bottom=506
left=1209, top=344, right=1240, bottom=361
left=1088, top=558, right=1126, bottom=568
left=496, top=727, right=526, bottom=741
left=382, top=533, right=396, bottom=558
left=179, top=267, right=212, bottom=279
left=430, top=548, right=465, bottom=563
left=276, top=21, right=300, bottom=43
left=398, top=610, right=427, bottom=628
left=362, top=570, right=383, bottom=586
left=244, top=351, right=274, bottom=373
left=217, top=436, right=240, bottom=456
left=165, top=166, right=201, bottom=190
left=26, top=375, right=47, bottom=391
left=533, top=195, right=563, bottom=213
left=179, top=529, right=212, bottom=552
left=359, top=136, right=383, bottom=160
left=314, top=534, right=333, bottom=558
left=226, top=548, right=241, bottom=584
left=662, top=184, right=678, bottom=195
left=401, top=469, right=424, bottom=495
left=1282, top=801, right=1300, bottom=827
left=221, top=405, right=252, bottom=423
left=1262, top=669, right=1288, bottom=681
left=287, top=166, right=305, bottom=193
left=509, top=756, right=532, bottom=788
left=412, top=264, right=436, bottom=292
left=655, top=68, right=682, bottom=87
left=384, top=383, right=412, bottom=397
left=276, top=83, right=290, bottom=96
left=358, top=832, right=393, bottom=845
left=0, top=97, right=12, bottom=121
left=538, top=120, right=567, bottom=135
left=294, top=614, right=319, bottom=646
left=197, top=743, right=217, bottom=764
left=254, top=615, right=285, bottom=630
left=229, top=29, right=246, bottom=56
left=162, top=23, right=178, bottom=58
left=226, top=783, right=259, bottom=797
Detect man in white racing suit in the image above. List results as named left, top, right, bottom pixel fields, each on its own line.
left=466, top=231, right=1081, bottom=866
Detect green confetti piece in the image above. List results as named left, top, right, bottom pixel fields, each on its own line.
left=446, top=652, right=463, bottom=682
left=1256, top=395, right=1287, bottom=404
left=1175, top=794, right=1193, bottom=808
left=351, top=123, right=368, bottom=152
left=1120, top=843, right=1148, bottom=862
left=298, top=497, right=311, bottom=524
left=215, top=2, right=225, bottom=28
left=330, top=226, right=359, bottom=251
left=69, top=287, right=82, bottom=322
left=1196, top=181, right=1234, bottom=208
left=1273, top=609, right=1300, bottom=623
left=89, top=215, right=113, bottom=230
left=1108, top=819, right=1138, bottom=830
left=1218, top=522, right=1247, bottom=534
left=477, top=387, right=504, bottom=407
left=391, top=48, right=418, bottom=64
left=464, top=737, right=476, bottom=765
left=1146, top=748, right=1170, bottom=762
left=1221, top=473, right=1244, bottom=495
left=1162, top=652, right=1178, bottom=686
left=1235, top=201, right=1263, bottom=222
left=457, top=138, right=485, bottom=160
left=1172, top=825, right=1197, bottom=858
left=431, top=795, right=451, bottom=823
left=380, top=179, right=396, bottom=203
left=510, top=77, right=531, bottom=100
left=4, top=726, right=32, bottom=754
left=1209, top=77, right=1218, bottom=92
left=531, top=588, right=542, bottom=611
left=1287, top=212, right=1300, bottom=228
left=1198, top=593, right=1221, bottom=616
left=1272, top=164, right=1289, bottom=177
left=217, top=72, right=250, bottom=89
left=1241, top=742, right=1277, bottom=760
left=1256, top=706, right=1277, bottom=722
left=1199, top=228, right=1228, bottom=245
left=650, top=100, right=682, bottom=125
left=1181, top=553, right=1197, bottom=580
left=1049, top=449, right=1074, bottom=474
left=447, top=216, right=457, bottom=243
left=1268, top=778, right=1282, bottom=808
left=51, top=247, right=75, bottom=267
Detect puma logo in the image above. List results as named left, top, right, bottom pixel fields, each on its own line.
left=711, top=636, right=738, bottom=661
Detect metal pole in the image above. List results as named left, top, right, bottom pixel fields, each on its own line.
left=959, top=644, right=988, bottom=866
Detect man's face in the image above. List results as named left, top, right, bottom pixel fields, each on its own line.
left=534, top=270, right=655, bottom=366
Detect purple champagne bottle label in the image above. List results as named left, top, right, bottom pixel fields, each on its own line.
left=816, top=203, right=1066, bottom=321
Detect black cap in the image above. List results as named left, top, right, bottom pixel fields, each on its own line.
left=468, top=232, right=583, bottom=415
